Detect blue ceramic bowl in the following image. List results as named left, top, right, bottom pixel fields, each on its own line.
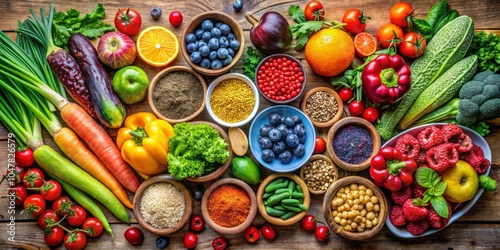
left=383, top=123, right=492, bottom=238
left=249, top=105, right=316, bottom=173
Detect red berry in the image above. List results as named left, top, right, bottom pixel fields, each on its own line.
left=389, top=205, right=407, bottom=226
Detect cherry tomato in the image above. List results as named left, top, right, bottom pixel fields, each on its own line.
left=40, top=180, right=62, bottom=201
left=169, top=11, right=183, bottom=27
left=67, top=205, right=87, bottom=227
left=7, top=165, right=25, bottom=185
left=212, top=236, right=229, bottom=250
left=399, top=32, right=427, bottom=58
left=389, top=2, right=414, bottom=28
left=363, top=107, right=380, bottom=123
left=13, top=184, right=28, bottom=206
left=315, top=225, right=330, bottom=242
left=189, top=215, right=205, bottom=233
left=261, top=224, right=277, bottom=240
left=23, top=168, right=45, bottom=188
left=38, top=209, right=60, bottom=229
left=183, top=232, right=198, bottom=249
left=44, top=225, right=64, bottom=246
left=82, top=217, right=104, bottom=237
left=342, top=9, right=370, bottom=35
left=124, top=227, right=143, bottom=245
left=244, top=226, right=260, bottom=243
left=376, top=23, right=404, bottom=48
left=64, top=231, right=87, bottom=250
left=348, top=100, right=365, bottom=116
left=338, top=88, right=353, bottom=102
left=23, top=194, right=46, bottom=217
left=52, top=196, right=73, bottom=216
left=304, top=0, right=325, bottom=21
left=314, top=136, right=326, bottom=154
left=301, top=214, right=318, bottom=232
left=114, top=8, right=142, bottom=37
left=15, top=147, right=35, bottom=167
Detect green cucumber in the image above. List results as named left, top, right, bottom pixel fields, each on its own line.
left=231, top=156, right=261, bottom=185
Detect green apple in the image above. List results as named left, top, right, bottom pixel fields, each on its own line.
left=112, top=66, right=150, bottom=104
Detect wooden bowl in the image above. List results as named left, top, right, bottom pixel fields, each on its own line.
left=257, top=173, right=310, bottom=226
left=299, top=154, right=339, bottom=195
left=180, top=11, right=244, bottom=76
left=133, top=174, right=193, bottom=235
left=148, top=66, right=207, bottom=123
left=326, top=117, right=381, bottom=172
left=322, top=176, right=387, bottom=241
left=201, top=178, right=257, bottom=235
left=300, top=87, right=344, bottom=128
left=185, top=121, right=233, bottom=183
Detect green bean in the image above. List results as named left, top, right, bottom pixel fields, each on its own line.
left=282, top=204, right=302, bottom=213
left=296, top=185, right=302, bottom=193
left=265, top=179, right=289, bottom=193
left=263, top=192, right=273, bottom=199
left=291, top=192, right=304, bottom=199
left=275, top=188, right=291, bottom=194
left=267, top=192, right=290, bottom=204
left=273, top=205, right=286, bottom=211
left=266, top=206, right=286, bottom=217
left=268, top=177, right=285, bottom=186
left=298, top=204, right=308, bottom=211
left=281, top=198, right=300, bottom=205
left=280, top=211, right=296, bottom=220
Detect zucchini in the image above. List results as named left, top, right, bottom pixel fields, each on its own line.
left=376, top=16, right=474, bottom=140
left=399, top=55, right=478, bottom=129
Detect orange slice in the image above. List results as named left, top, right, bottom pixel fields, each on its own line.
left=137, top=26, right=179, bottom=67
left=354, top=32, right=377, bottom=58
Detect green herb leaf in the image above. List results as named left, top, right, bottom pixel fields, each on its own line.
left=288, top=5, right=306, bottom=23
left=466, top=31, right=500, bottom=73
left=292, top=21, right=323, bottom=51
left=242, top=47, right=261, bottom=79
left=433, top=181, right=448, bottom=196
left=430, top=196, right=449, bottom=218
left=416, top=167, right=441, bottom=188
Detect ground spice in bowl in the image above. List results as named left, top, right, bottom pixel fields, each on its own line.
left=333, top=125, right=373, bottom=164
left=207, top=184, right=250, bottom=227
left=140, top=182, right=186, bottom=229
left=210, top=78, right=256, bottom=123
left=304, top=91, right=339, bottom=123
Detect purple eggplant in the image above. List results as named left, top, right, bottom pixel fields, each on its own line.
left=246, top=12, right=293, bottom=54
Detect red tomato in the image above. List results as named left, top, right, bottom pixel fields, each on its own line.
left=52, top=196, right=73, bottom=216
left=23, top=194, right=46, bottom=217
left=183, top=232, right=198, bottom=249
left=338, top=88, right=353, bottom=102
left=301, top=214, right=317, bottom=231
left=38, top=209, right=60, bottom=229
left=67, top=206, right=87, bottom=227
left=189, top=215, right=205, bottom=233
left=23, top=168, right=45, bottom=188
left=363, top=107, right=380, bottom=123
left=212, top=237, right=229, bottom=250
left=169, top=11, right=183, bottom=27
left=13, top=184, right=28, bottom=206
left=15, top=148, right=35, bottom=167
left=64, top=231, right=87, bottom=250
left=348, top=100, right=365, bottom=116
left=44, top=225, right=64, bottom=246
left=304, top=0, right=325, bottom=21
left=315, top=225, right=330, bottom=242
left=261, top=224, right=277, bottom=240
left=40, top=180, right=62, bottom=201
left=376, top=23, right=404, bottom=48
left=82, top=218, right=104, bottom=237
left=314, top=136, right=326, bottom=154
left=114, top=8, right=142, bottom=36
left=244, top=226, right=260, bottom=243
left=124, top=227, right=143, bottom=245
left=400, top=32, right=427, bottom=58
left=342, top=9, right=370, bottom=34
left=389, top=2, right=414, bottom=28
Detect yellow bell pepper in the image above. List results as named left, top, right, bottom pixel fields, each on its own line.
left=116, top=112, right=174, bottom=179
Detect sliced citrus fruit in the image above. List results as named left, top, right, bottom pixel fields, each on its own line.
left=354, top=32, right=377, bottom=58
left=137, top=26, right=179, bottom=67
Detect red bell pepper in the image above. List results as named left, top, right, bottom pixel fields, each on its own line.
left=361, top=54, right=411, bottom=104
left=369, top=146, right=417, bottom=191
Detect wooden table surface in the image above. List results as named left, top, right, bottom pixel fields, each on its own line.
left=0, top=0, right=499, bottom=249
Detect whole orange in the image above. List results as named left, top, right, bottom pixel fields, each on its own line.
left=305, top=29, right=355, bottom=77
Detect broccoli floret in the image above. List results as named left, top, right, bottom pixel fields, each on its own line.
left=472, top=71, right=494, bottom=82
left=471, top=94, right=487, bottom=104
left=458, top=80, right=485, bottom=99
left=479, top=175, right=498, bottom=192
left=458, top=99, right=480, bottom=117
left=479, top=98, right=500, bottom=117
left=483, top=84, right=500, bottom=99
left=483, top=73, right=500, bottom=86
left=456, top=112, right=477, bottom=125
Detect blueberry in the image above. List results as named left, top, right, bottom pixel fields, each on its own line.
left=186, top=42, right=197, bottom=53
left=287, top=128, right=294, bottom=137
left=210, top=28, right=221, bottom=38
left=259, top=136, right=273, bottom=149
left=262, top=149, right=275, bottom=163
left=201, top=19, right=214, bottom=31
left=276, top=124, right=289, bottom=140
left=269, top=113, right=282, bottom=127
left=190, top=51, right=202, bottom=64
left=219, top=24, right=231, bottom=35
left=211, top=59, right=223, bottom=69
left=218, top=36, right=229, bottom=48
left=202, top=31, right=212, bottom=42
left=233, top=0, right=243, bottom=12
left=208, top=50, right=218, bottom=61
left=185, top=33, right=196, bottom=44
left=200, top=58, right=211, bottom=69
left=293, top=123, right=306, bottom=136
left=260, top=124, right=272, bottom=137
left=217, top=48, right=228, bottom=59
left=195, top=29, right=204, bottom=39
left=227, top=48, right=235, bottom=57
left=150, top=7, right=162, bottom=20
left=291, top=115, right=302, bottom=124
left=272, top=141, right=286, bottom=154
left=293, top=144, right=305, bottom=158
left=278, top=150, right=293, bottom=164
left=298, top=133, right=306, bottom=144
left=196, top=40, right=207, bottom=50
left=222, top=55, right=233, bottom=66
left=230, top=39, right=241, bottom=51
left=228, top=33, right=236, bottom=41
left=285, top=133, right=299, bottom=148
left=268, top=128, right=281, bottom=142
left=283, top=116, right=295, bottom=128
left=215, top=22, right=223, bottom=28
left=198, top=45, right=210, bottom=57
left=208, top=38, right=219, bottom=50
left=156, top=236, right=170, bottom=249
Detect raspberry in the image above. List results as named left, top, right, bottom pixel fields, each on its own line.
left=427, top=202, right=452, bottom=230
left=416, top=149, right=427, bottom=165
left=406, top=220, right=430, bottom=236
left=417, top=126, right=443, bottom=149
left=390, top=205, right=407, bottom=226
left=454, top=133, right=473, bottom=153
left=391, top=186, right=412, bottom=205
left=395, top=134, right=420, bottom=159
left=426, top=143, right=458, bottom=172
left=403, top=199, right=428, bottom=222
left=460, top=145, right=491, bottom=174
left=410, top=179, right=426, bottom=198
left=441, top=123, right=463, bottom=142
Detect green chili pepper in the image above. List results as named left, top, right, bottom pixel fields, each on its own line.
left=412, top=18, right=433, bottom=40
left=266, top=206, right=286, bottom=217
left=434, top=10, right=459, bottom=33
left=425, top=0, right=449, bottom=28
left=281, top=211, right=296, bottom=220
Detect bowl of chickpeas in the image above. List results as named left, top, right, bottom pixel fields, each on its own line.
left=322, top=176, right=388, bottom=240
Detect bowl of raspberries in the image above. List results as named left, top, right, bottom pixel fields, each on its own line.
left=371, top=123, right=493, bottom=238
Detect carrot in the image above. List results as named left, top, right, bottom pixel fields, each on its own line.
left=53, top=127, right=134, bottom=209
left=60, top=102, right=140, bottom=193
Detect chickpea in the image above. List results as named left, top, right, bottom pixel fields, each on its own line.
left=344, top=225, right=352, bottom=232
left=366, top=188, right=373, bottom=196
left=372, top=217, right=379, bottom=226
left=366, top=211, right=376, bottom=221
left=362, top=217, right=366, bottom=223
left=358, top=185, right=367, bottom=191
left=332, top=210, right=338, bottom=217
left=364, top=195, right=371, bottom=204
left=370, top=196, right=379, bottom=204
left=360, top=209, right=367, bottom=217
left=353, top=199, right=360, bottom=205
left=337, top=205, right=345, bottom=212
left=344, top=187, right=350, bottom=194
left=340, top=218, right=348, bottom=226
left=342, top=211, right=348, bottom=219
left=346, top=199, right=353, bottom=207
left=352, top=190, right=359, bottom=199
left=332, top=197, right=343, bottom=207
left=348, top=211, right=357, bottom=219
left=350, top=183, right=359, bottom=190
left=354, top=215, right=362, bottom=223
left=351, top=222, right=358, bottom=230
left=358, top=223, right=366, bottom=231
left=334, top=216, right=341, bottom=223
left=366, top=220, right=373, bottom=229
left=357, top=226, right=365, bottom=232
left=346, top=193, right=353, bottom=201
left=366, top=202, right=374, bottom=211
left=373, top=204, right=380, bottom=212
left=343, top=203, right=350, bottom=211
left=352, top=204, right=360, bottom=211
left=359, top=190, right=366, bottom=196
left=341, top=193, right=347, bottom=200
left=336, top=191, right=343, bottom=198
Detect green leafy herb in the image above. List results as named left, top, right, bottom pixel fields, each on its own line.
left=466, top=31, right=500, bottom=73
left=52, top=3, right=115, bottom=48
left=415, top=167, right=449, bottom=218
left=290, top=21, right=323, bottom=51
left=242, top=47, right=261, bottom=79
left=288, top=5, right=306, bottom=24
left=416, top=167, right=441, bottom=188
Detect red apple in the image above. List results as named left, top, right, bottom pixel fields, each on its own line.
left=97, top=31, right=137, bottom=69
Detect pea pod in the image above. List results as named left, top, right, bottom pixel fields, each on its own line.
left=412, top=19, right=433, bottom=40
left=425, top=0, right=449, bottom=28
left=266, top=206, right=286, bottom=216
left=434, top=10, right=459, bottom=33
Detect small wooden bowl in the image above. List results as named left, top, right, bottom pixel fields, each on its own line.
left=201, top=178, right=257, bottom=235
left=185, top=121, right=233, bottom=183
left=133, top=174, right=193, bottom=235
left=300, top=87, right=344, bottom=128
left=148, top=66, right=207, bottom=123
left=323, top=176, right=387, bottom=240
left=180, top=11, right=244, bottom=76
left=299, top=154, right=339, bottom=195
left=257, top=173, right=310, bottom=226
left=326, top=117, right=381, bottom=172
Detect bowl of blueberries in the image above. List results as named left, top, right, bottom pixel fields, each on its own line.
left=249, top=105, right=316, bottom=173
left=181, top=11, right=244, bottom=76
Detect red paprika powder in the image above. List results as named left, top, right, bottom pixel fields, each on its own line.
left=207, top=184, right=250, bottom=227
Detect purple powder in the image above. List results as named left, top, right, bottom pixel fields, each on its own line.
left=333, top=125, right=373, bottom=164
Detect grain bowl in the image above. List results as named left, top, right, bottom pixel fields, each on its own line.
left=300, top=87, right=344, bottom=128
left=299, top=154, right=339, bottom=195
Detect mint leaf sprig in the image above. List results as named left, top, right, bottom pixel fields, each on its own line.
left=415, top=167, right=449, bottom=218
